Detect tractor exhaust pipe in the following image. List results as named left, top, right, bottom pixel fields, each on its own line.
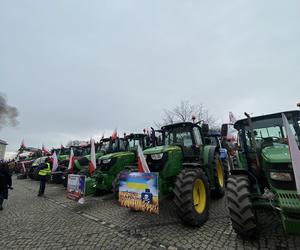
left=244, top=112, right=260, bottom=167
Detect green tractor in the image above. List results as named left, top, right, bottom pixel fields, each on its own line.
left=94, top=134, right=149, bottom=194
left=141, top=122, right=226, bottom=226
left=223, top=110, right=300, bottom=237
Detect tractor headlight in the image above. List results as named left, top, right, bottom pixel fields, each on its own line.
left=102, top=158, right=112, bottom=164
left=150, top=153, right=163, bottom=160
left=270, top=172, right=292, bottom=181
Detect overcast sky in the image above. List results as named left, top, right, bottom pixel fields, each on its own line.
left=1, top=0, right=300, bottom=151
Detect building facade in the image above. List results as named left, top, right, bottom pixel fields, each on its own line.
left=0, top=139, right=8, bottom=160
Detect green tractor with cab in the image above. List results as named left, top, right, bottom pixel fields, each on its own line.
left=94, top=133, right=149, bottom=194
left=223, top=110, right=300, bottom=237
left=141, top=122, right=226, bottom=226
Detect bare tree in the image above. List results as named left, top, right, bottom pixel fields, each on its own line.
left=156, top=101, right=216, bottom=127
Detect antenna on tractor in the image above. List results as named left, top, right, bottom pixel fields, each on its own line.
left=297, top=102, right=300, bottom=109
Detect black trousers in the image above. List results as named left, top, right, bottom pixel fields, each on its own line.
left=39, top=176, right=46, bottom=194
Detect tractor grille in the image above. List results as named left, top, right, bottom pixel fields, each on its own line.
left=98, top=158, right=117, bottom=172
left=277, top=190, right=300, bottom=213
left=146, top=153, right=168, bottom=172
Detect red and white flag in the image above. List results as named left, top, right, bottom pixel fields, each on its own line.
left=137, top=144, right=150, bottom=173
left=89, top=138, right=96, bottom=175
left=68, top=148, right=75, bottom=174
left=111, top=129, right=118, bottom=140
left=282, top=113, right=300, bottom=195
left=229, top=112, right=237, bottom=124
left=51, top=151, right=59, bottom=173
left=42, top=144, right=50, bottom=156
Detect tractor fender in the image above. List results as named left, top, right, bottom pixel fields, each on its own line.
left=203, top=145, right=218, bottom=167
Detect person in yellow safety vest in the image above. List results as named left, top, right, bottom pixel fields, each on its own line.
left=37, top=157, right=52, bottom=197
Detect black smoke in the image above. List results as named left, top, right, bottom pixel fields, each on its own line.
left=0, top=93, right=19, bottom=129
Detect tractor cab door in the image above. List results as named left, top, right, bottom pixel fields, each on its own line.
left=167, top=126, right=202, bottom=161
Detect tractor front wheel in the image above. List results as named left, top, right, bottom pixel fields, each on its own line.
left=227, top=175, right=257, bottom=238
left=211, top=153, right=226, bottom=198
left=174, top=168, right=210, bottom=226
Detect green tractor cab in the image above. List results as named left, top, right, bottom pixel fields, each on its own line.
left=94, top=134, right=149, bottom=194
left=140, top=122, right=226, bottom=226
left=224, top=110, right=300, bottom=237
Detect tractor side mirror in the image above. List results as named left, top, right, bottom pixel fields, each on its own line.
left=202, top=124, right=209, bottom=137
left=221, top=124, right=228, bottom=137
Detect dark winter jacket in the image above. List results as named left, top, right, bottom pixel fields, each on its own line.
left=0, top=163, right=12, bottom=199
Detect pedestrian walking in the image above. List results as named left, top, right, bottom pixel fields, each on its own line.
left=37, top=157, right=52, bottom=196
left=0, top=161, right=13, bottom=211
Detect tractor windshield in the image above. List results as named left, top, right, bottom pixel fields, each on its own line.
left=243, top=114, right=300, bottom=151
left=163, top=127, right=193, bottom=147
left=127, top=138, right=143, bottom=150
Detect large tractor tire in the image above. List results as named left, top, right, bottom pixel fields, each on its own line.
left=222, top=158, right=230, bottom=185
left=174, top=168, right=210, bottom=226
left=211, top=153, right=226, bottom=199
left=227, top=175, right=257, bottom=238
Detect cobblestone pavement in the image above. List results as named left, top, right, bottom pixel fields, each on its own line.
left=1, top=177, right=300, bottom=249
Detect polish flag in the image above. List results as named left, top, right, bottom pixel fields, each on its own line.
left=111, top=129, right=118, bottom=140
left=42, top=144, right=51, bottom=156
left=68, top=148, right=75, bottom=174
left=282, top=113, right=300, bottom=195
left=137, top=144, right=150, bottom=173
left=89, top=139, right=96, bottom=175
left=51, top=151, right=59, bottom=173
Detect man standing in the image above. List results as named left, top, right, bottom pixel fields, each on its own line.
left=0, top=161, right=13, bottom=210
left=37, top=157, right=51, bottom=196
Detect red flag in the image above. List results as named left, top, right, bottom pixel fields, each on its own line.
left=137, top=145, right=150, bottom=173
left=68, top=148, right=75, bottom=174
left=111, top=129, right=118, bottom=140
left=89, top=138, right=96, bottom=175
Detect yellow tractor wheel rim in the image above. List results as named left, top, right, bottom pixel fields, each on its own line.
left=216, top=160, right=224, bottom=188
left=193, top=179, right=206, bottom=214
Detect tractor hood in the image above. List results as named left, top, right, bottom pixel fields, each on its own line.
left=143, top=145, right=180, bottom=155
left=262, top=144, right=291, bottom=164
left=99, top=151, right=133, bottom=160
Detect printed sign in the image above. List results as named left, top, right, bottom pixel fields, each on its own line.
left=119, top=172, right=159, bottom=214
left=67, top=174, right=85, bottom=201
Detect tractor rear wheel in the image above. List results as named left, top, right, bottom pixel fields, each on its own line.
left=211, top=153, right=225, bottom=198
left=174, top=168, right=210, bottom=226
left=227, top=175, right=257, bottom=238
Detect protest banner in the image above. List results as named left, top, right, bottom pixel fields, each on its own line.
left=119, top=172, right=159, bottom=214
left=67, top=174, right=85, bottom=202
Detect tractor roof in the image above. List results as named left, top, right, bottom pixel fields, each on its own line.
left=161, top=122, right=198, bottom=130
left=125, top=133, right=146, bottom=139
left=234, top=110, right=300, bottom=130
